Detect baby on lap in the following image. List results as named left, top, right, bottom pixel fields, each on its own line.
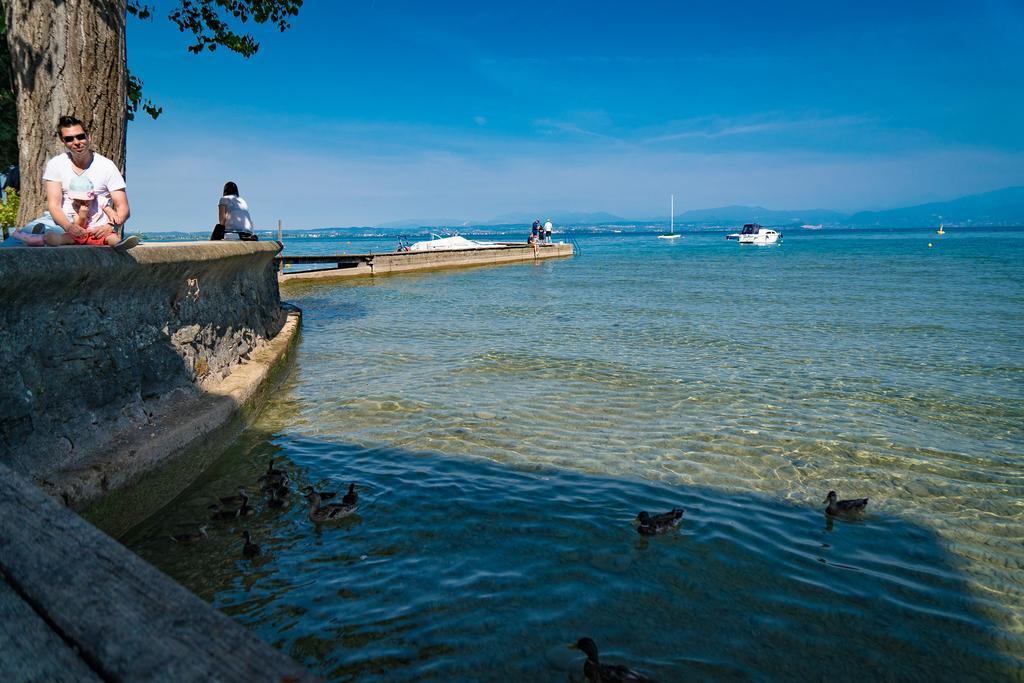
left=46, top=189, right=120, bottom=246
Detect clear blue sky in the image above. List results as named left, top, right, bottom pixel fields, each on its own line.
left=125, top=0, right=1024, bottom=230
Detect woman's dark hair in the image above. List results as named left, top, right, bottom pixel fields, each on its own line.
left=56, top=115, right=86, bottom=136
left=222, top=181, right=239, bottom=197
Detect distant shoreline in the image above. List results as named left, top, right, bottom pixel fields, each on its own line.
left=137, top=223, right=1024, bottom=239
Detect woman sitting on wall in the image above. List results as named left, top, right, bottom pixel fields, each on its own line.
left=211, top=181, right=257, bottom=241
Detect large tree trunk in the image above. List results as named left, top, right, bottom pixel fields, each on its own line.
left=4, top=0, right=126, bottom=226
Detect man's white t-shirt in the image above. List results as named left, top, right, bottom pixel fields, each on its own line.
left=42, top=152, right=126, bottom=222
left=219, top=195, right=254, bottom=233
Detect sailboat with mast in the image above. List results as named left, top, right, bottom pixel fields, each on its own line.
left=658, top=194, right=681, bottom=239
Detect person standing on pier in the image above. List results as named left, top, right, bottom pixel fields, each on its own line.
left=532, top=219, right=540, bottom=243
left=544, top=218, right=553, bottom=243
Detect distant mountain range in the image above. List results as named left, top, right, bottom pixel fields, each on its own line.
left=845, top=186, right=1024, bottom=227
left=371, top=186, right=1024, bottom=229
left=378, top=211, right=628, bottom=229
left=486, top=211, right=628, bottom=225
left=674, top=205, right=847, bottom=226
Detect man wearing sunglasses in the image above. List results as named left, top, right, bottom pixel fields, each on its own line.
left=41, top=115, right=132, bottom=247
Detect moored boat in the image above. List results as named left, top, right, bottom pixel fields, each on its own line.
left=737, top=223, right=781, bottom=245
left=658, top=194, right=681, bottom=239
left=408, top=234, right=502, bottom=251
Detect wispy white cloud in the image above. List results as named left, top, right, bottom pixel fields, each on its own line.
left=639, top=114, right=874, bottom=144
left=532, top=118, right=623, bottom=142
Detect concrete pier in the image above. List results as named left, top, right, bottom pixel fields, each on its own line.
left=278, top=242, right=573, bottom=282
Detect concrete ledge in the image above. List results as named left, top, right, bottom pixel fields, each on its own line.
left=279, top=242, right=573, bottom=282
left=0, top=462, right=317, bottom=682
left=1, top=242, right=284, bottom=486
left=78, top=306, right=301, bottom=538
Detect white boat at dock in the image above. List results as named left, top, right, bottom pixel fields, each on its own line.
left=408, top=234, right=503, bottom=251
left=736, top=223, right=781, bottom=245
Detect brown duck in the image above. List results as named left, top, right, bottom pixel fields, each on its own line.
left=170, top=524, right=208, bottom=544
left=217, top=487, right=249, bottom=506
left=635, top=508, right=684, bottom=536
left=304, top=489, right=358, bottom=523
left=211, top=491, right=255, bottom=519
left=341, top=483, right=358, bottom=507
left=257, top=459, right=288, bottom=489
left=824, top=490, right=868, bottom=517
left=571, top=637, right=657, bottom=682
left=241, top=530, right=261, bottom=558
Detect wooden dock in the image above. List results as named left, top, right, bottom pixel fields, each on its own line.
left=0, top=462, right=317, bottom=682
left=277, top=242, right=573, bottom=282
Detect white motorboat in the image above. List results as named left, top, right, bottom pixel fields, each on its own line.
left=408, top=234, right=502, bottom=251
left=801, top=224, right=823, bottom=230
left=737, top=223, right=781, bottom=245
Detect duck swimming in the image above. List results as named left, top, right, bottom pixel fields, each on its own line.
left=306, top=481, right=338, bottom=501
left=170, top=524, right=208, bottom=544
left=304, top=489, right=358, bottom=523
left=266, top=486, right=290, bottom=509
left=342, top=483, right=358, bottom=507
left=211, top=491, right=255, bottom=519
left=824, top=490, right=868, bottom=517
left=571, top=637, right=657, bottom=682
left=241, top=530, right=261, bottom=558
left=257, top=459, right=288, bottom=488
left=217, top=487, right=248, bottom=506
left=635, top=508, right=684, bottom=536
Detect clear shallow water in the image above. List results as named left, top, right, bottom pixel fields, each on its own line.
left=125, top=228, right=1024, bottom=681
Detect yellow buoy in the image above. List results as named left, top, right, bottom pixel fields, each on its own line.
left=928, top=243, right=933, bottom=247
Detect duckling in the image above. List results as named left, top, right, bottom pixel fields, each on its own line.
left=635, top=508, right=684, bottom=536
left=257, top=459, right=288, bottom=488
left=341, top=482, right=358, bottom=507
left=170, top=524, right=208, bottom=544
left=300, top=485, right=336, bottom=501
left=241, top=530, right=261, bottom=558
left=570, top=637, right=657, bottom=682
left=266, top=485, right=290, bottom=509
left=237, top=492, right=256, bottom=517
left=217, top=487, right=249, bottom=506
left=824, top=490, right=868, bottom=517
left=304, top=489, right=357, bottom=523
left=302, top=481, right=340, bottom=501
left=261, top=475, right=290, bottom=495
left=211, top=492, right=255, bottom=519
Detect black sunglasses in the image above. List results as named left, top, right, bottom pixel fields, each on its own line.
left=61, top=133, right=88, bottom=142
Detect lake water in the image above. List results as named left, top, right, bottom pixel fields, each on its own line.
left=124, top=227, right=1024, bottom=681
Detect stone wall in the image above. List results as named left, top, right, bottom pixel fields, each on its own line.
left=0, top=242, right=284, bottom=482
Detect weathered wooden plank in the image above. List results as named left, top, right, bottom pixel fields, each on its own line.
left=0, top=464, right=317, bottom=682
left=0, top=575, right=102, bottom=682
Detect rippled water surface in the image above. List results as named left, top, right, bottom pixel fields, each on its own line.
left=125, top=228, right=1024, bottom=681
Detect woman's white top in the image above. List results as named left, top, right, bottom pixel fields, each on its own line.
left=219, top=194, right=254, bottom=233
